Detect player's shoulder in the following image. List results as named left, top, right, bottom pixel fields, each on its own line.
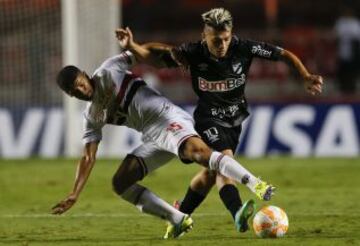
left=92, top=67, right=111, bottom=82
left=233, top=36, right=277, bottom=54
left=230, top=35, right=254, bottom=54
left=234, top=36, right=257, bottom=49
left=92, top=67, right=116, bottom=95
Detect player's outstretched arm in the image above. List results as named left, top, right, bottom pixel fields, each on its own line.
left=115, top=27, right=186, bottom=68
left=51, top=142, right=99, bottom=215
left=142, top=42, right=190, bottom=70
left=280, top=49, right=323, bottom=96
left=115, top=27, right=161, bottom=66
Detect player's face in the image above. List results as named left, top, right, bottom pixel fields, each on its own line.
left=70, top=72, right=94, bottom=101
left=203, top=26, right=232, bottom=58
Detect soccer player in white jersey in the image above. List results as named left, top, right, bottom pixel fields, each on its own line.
left=51, top=49, right=274, bottom=238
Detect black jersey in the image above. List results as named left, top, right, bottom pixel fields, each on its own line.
left=167, top=35, right=283, bottom=127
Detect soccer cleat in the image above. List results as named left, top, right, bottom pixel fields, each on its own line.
left=254, top=180, right=275, bottom=201
left=234, top=199, right=256, bottom=232
left=163, top=215, right=193, bottom=239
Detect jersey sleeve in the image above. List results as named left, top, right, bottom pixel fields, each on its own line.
left=244, top=40, right=283, bottom=61
left=82, top=104, right=104, bottom=145
left=163, top=42, right=193, bottom=68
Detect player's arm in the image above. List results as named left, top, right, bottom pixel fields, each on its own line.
left=115, top=27, right=187, bottom=68
left=279, top=49, right=323, bottom=96
left=115, top=27, right=154, bottom=64
left=51, top=141, right=99, bottom=215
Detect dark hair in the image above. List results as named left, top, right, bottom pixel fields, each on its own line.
left=56, top=65, right=81, bottom=93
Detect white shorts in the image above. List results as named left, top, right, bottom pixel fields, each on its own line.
left=126, top=85, right=199, bottom=174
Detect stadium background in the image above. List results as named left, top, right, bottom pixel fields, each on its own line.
left=0, top=0, right=359, bottom=158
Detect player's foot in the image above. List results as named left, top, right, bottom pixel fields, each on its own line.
left=254, top=180, right=275, bottom=201
left=234, top=199, right=256, bottom=232
left=163, top=214, right=193, bottom=239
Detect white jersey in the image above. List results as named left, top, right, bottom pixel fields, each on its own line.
left=82, top=51, right=145, bottom=144
left=82, top=52, right=199, bottom=173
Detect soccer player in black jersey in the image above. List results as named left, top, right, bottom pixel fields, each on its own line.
left=116, top=7, right=323, bottom=234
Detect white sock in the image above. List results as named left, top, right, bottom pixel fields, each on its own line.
left=120, top=184, right=185, bottom=225
left=208, top=151, right=259, bottom=192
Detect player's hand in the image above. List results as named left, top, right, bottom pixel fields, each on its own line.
left=51, top=193, right=77, bottom=215
left=115, top=27, right=134, bottom=49
left=304, top=74, right=323, bottom=96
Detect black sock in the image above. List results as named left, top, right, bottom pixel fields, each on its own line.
left=219, top=184, right=242, bottom=220
left=179, top=187, right=206, bottom=215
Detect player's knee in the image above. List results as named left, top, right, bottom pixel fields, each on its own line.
left=180, top=137, right=212, bottom=165
left=112, top=172, right=125, bottom=195
left=112, top=155, right=144, bottom=195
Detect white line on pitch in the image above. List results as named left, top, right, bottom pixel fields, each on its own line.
left=1, top=212, right=356, bottom=219
left=0, top=212, right=227, bottom=218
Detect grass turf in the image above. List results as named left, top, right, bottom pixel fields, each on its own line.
left=0, top=157, right=359, bottom=245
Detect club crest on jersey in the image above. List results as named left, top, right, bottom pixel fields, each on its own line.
left=232, top=62, right=242, bottom=74
left=198, top=76, right=245, bottom=92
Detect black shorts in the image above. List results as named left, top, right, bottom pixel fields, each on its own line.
left=195, top=120, right=242, bottom=153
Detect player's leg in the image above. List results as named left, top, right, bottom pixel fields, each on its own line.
left=179, top=136, right=274, bottom=201
left=179, top=153, right=246, bottom=226
left=112, top=143, right=193, bottom=238
left=215, top=150, right=243, bottom=219
left=209, top=124, right=254, bottom=231
left=177, top=167, right=216, bottom=215
left=179, top=129, right=255, bottom=233
left=112, top=153, right=183, bottom=225
left=136, top=92, right=274, bottom=200
left=178, top=151, right=241, bottom=218
left=215, top=150, right=255, bottom=233
left=189, top=123, right=244, bottom=220
left=112, top=154, right=144, bottom=195
left=178, top=122, right=222, bottom=216
left=136, top=96, right=270, bottom=236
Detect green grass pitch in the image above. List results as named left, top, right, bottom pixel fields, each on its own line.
left=0, top=157, right=359, bottom=245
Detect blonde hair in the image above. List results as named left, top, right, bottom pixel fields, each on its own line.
left=201, top=8, right=233, bottom=30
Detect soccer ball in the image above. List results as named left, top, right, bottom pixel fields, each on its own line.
left=252, top=205, right=289, bottom=238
